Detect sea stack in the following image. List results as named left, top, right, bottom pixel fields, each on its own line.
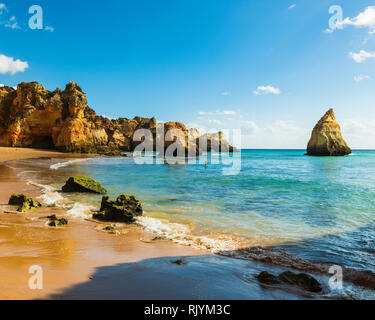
left=306, top=109, right=351, bottom=156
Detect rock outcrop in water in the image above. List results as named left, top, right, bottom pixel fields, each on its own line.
left=93, top=194, right=143, bottom=223
left=256, top=271, right=322, bottom=293
left=0, top=82, right=236, bottom=155
left=306, top=109, right=351, bottom=156
left=62, top=176, right=107, bottom=194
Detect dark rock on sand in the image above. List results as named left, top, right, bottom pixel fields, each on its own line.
left=256, top=271, right=322, bottom=293
left=103, top=225, right=116, bottom=231
left=306, top=109, right=351, bottom=156
left=93, top=194, right=143, bottom=223
left=48, top=215, right=68, bottom=227
left=8, top=194, right=42, bottom=212
left=62, top=176, right=107, bottom=194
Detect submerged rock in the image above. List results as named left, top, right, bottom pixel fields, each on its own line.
left=8, top=194, right=42, bottom=212
left=256, top=271, right=322, bottom=293
left=93, top=194, right=143, bottom=223
left=62, top=176, right=107, bottom=194
left=306, top=109, right=351, bottom=156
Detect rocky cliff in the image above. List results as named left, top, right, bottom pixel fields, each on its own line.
left=306, top=109, right=351, bottom=156
left=0, top=81, right=235, bottom=155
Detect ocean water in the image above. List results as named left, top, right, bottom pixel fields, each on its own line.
left=11, top=149, right=375, bottom=295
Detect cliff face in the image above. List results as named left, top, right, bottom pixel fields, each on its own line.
left=307, top=109, right=351, bottom=156
left=0, top=82, right=235, bottom=155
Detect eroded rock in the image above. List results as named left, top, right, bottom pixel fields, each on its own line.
left=0, top=81, right=235, bottom=156
left=307, top=109, right=351, bottom=156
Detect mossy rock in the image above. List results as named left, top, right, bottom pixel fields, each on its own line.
left=48, top=216, right=68, bottom=227
left=256, top=271, right=322, bottom=293
left=8, top=194, right=42, bottom=212
left=62, top=176, right=107, bottom=194
left=92, top=194, right=143, bottom=224
left=103, top=225, right=116, bottom=231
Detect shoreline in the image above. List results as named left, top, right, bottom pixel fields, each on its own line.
left=0, top=148, right=205, bottom=300
left=1, top=148, right=373, bottom=299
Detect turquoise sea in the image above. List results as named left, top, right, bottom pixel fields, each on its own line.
left=13, top=149, right=375, bottom=296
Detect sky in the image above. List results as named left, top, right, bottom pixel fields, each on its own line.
left=1, top=0, right=375, bottom=148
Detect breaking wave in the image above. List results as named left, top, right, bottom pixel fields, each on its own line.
left=50, top=159, right=90, bottom=170
left=136, top=215, right=243, bottom=252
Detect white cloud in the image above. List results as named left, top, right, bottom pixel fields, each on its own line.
left=323, top=28, right=334, bottom=34
left=45, top=26, right=54, bottom=32
left=0, top=83, right=4, bottom=87
left=354, top=74, right=371, bottom=82
left=253, top=85, right=281, bottom=95
left=221, top=91, right=231, bottom=96
left=349, top=50, right=375, bottom=63
left=339, top=6, right=375, bottom=30
left=0, top=54, right=29, bottom=75
left=5, top=16, right=20, bottom=29
left=288, top=4, right=296, bottom=10
left=198, top=110, right=237, bottom=116
left=341, top=119, right=375, bottom=149
left=206, top=119, right=223, bottom=125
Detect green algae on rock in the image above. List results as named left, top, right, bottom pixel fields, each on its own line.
left=48, top=215, right=68, bottom=227
left=8, top=194, right=42, bottom=212
left=62, top=176, right=107, bottom=194
left=93, top=194, right=143, bottom=223
left=256, top=271, right=322, bottom=293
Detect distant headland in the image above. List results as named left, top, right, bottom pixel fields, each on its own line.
left=0, top=82, right=236, bottom=156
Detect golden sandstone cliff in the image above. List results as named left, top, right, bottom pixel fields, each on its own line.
left=0, top=82, right=235, bottom=155
left=307, top=109, right=351, bottom=156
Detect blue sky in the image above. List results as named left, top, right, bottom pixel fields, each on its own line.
left=1, top=0, right=375, bottom=148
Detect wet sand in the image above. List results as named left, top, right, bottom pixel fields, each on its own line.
left=0, top=149, right=203, bottom=300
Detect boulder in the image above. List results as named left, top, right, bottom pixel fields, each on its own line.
left=307, top=109, right=351, bottom=156
left=8, top=194, right=42, bottom=212
left=93, top=194, right=143, bottom=223
left=256, top=271, right=322, bottom=293
left=62, top=176, right=107, bottom=194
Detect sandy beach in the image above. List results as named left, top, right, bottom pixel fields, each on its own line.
left=0, top=148, right=205, bottom=300
left=1, top=148, right=366, bottom=300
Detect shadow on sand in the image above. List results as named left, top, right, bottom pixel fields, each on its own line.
left=46, top=253, right=332, bottom=300
left=46, top=223, right=375, bottom=300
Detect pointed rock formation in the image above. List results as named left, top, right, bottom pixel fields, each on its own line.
left=306, top=109, right=351, bottom=156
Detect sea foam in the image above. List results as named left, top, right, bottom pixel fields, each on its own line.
left=137, top=215, right=241, bottom=252
left=50, top=159, right=90, bottom=170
